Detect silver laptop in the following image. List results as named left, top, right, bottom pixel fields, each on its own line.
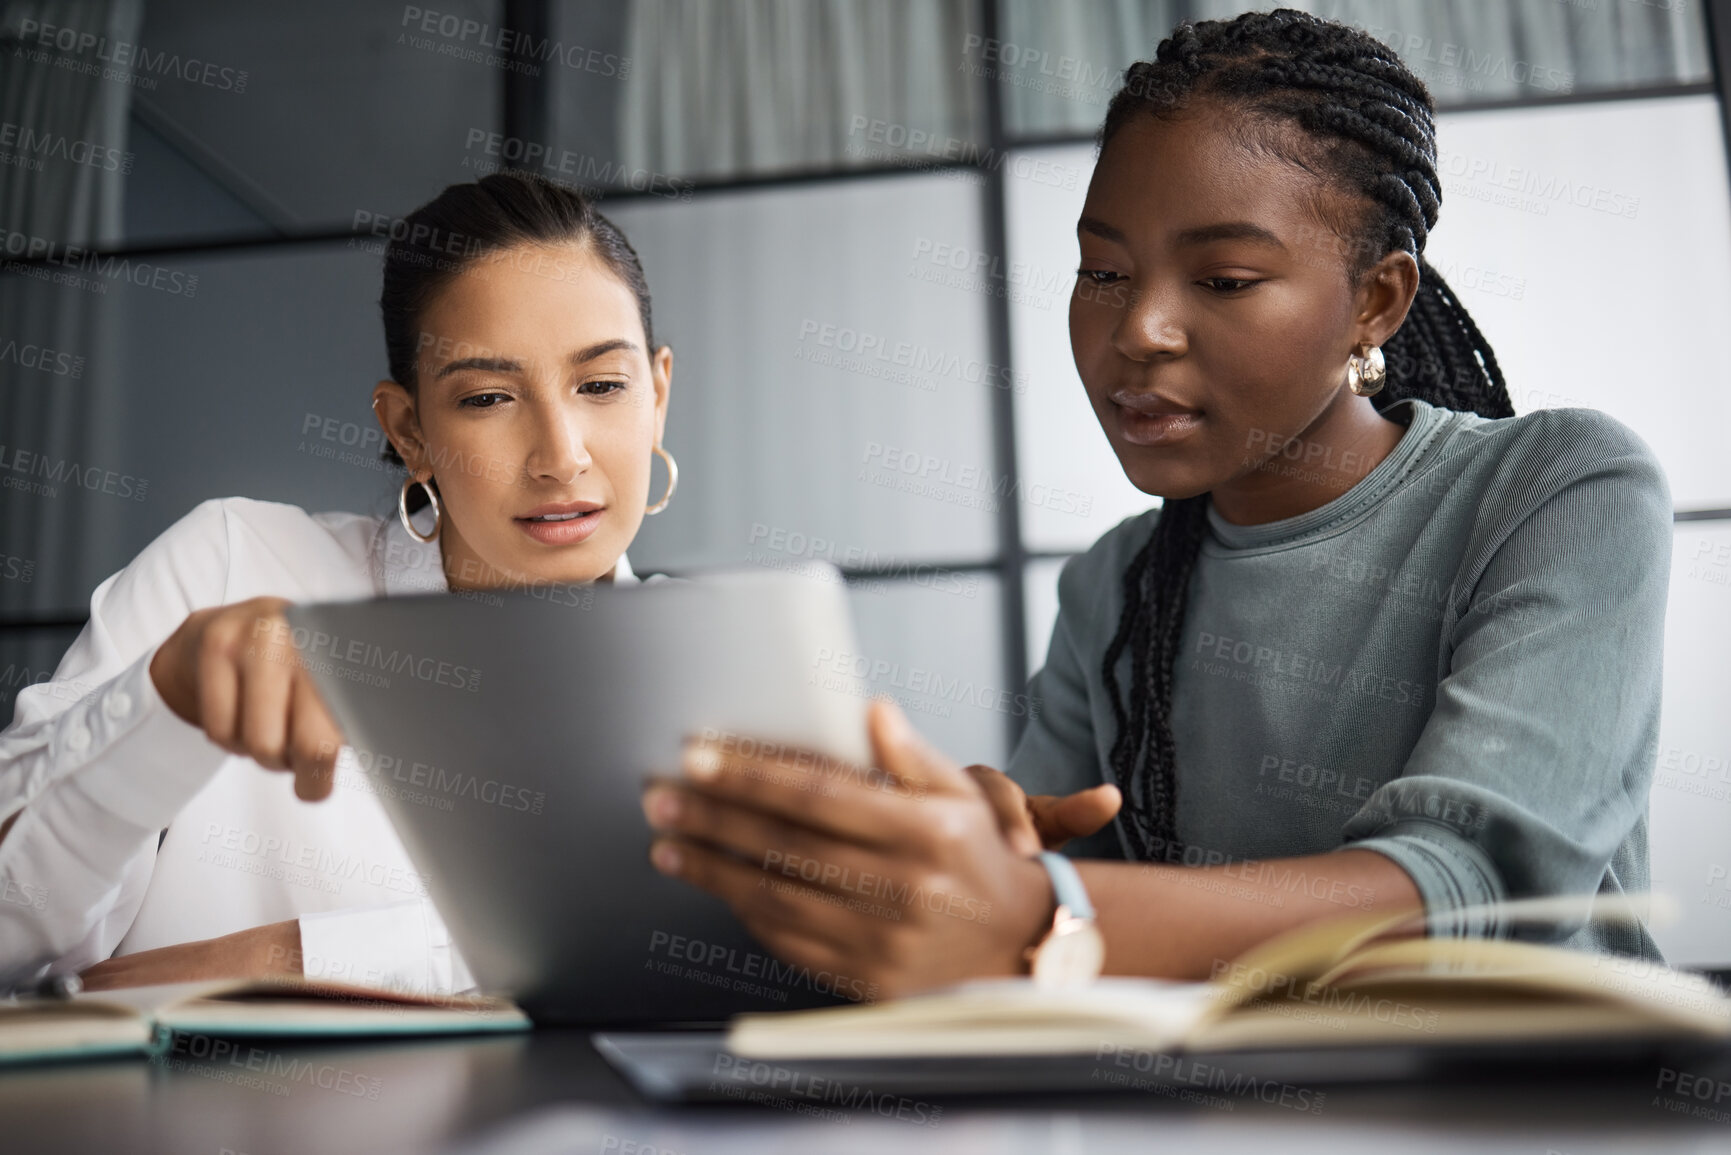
left=285, top=567, right=869, bottom=1024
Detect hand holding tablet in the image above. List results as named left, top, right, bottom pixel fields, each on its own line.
left=643, top=699, right=1113, bottom=1000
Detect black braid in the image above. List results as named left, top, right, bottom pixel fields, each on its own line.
left=1097, top=9, right=1515, bottom=863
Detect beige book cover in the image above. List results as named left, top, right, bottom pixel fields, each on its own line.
left=727, top=897, right=1730, bottom=1059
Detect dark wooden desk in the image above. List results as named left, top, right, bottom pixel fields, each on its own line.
left=8, top=1029, right=1731, bottom=1154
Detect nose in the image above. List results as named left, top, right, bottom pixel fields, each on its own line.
left=1111, top=279, right=1188, bottom=362
left=524, top=396, right=592, bottom=484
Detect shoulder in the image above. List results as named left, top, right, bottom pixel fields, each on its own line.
left=1062, top=507, right=1162, bottom=582
left=1054, top=507, right=1162, bottom=639
left=1441, top=405, right=1670, bottom=525
left=122, top=497, right=386, bottom=606
left=1419, top=407, right=1673, bottom=586
left=1533, top=407, right=1666, bottom=488
left=11, top=500, right=385, bottom=713
left=1444, top=405, right=1666, bottom=489
left=167, top=496, right=382, bottom=561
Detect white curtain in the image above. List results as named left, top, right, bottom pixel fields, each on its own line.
left=997, top=0, right=1712, bottom=136
left=619, top=0, right=984, bottom=180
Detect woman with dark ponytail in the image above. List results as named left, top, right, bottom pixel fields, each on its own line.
left=1, top=172, right=677, bottom=993
left=651, top=9, right=1670, bottom=995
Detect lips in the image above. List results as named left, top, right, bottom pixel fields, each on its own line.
left=515, top=501, right=605, bottom=546
left=1110, top=388, right=1199, bottom=417
left=1109, top=389, right=1203, bottom=448
left=520, top=500, right=603, bottom=519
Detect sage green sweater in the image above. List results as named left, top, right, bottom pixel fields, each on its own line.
left=1007, top=398, right=1671, bottom=958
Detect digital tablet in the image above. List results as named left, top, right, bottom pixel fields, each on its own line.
left=286, top=566, right=870, bottom=1023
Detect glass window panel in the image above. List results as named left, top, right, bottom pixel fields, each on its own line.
left=1424, top=95, right=1731, bottom=510
left=5, top=174, right=1002, bottom=613
left=992, top=0, right=1165, bottom=139
left=1648, top=522, right=1731, bottom=966
left=113, top=244, right=399, bottom=537
left=132, top=0, right=505, bottom=236
left=125, top=118, right=272, bottom=240
left=847, top=574, right=1009, bottom=768
left=544, top=1, right=634, bottom=194
left=0, top=629, right=85, bottom=728
left=2, top=0, right=505, bottom=248
left=997, top=0, right=1712, bottom=138
left=1007, top=97, right=1731, bottom=536
left=1023, top=556, right=1067, bottom=673
left=607, top=175, right=1000, bottom=573
left=592, top=0, right=988, bottom=185
left=1004, top=142, right=1155, bottom=554
left=0, top=244, right=396, bottom=616
left=2, top=257, right=133, bottom=617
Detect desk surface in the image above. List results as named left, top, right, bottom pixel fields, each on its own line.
left=9, top=1029, right=1731, bottom=1155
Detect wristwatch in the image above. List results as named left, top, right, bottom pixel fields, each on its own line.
left=1024, top=851, right=1105, bottom=986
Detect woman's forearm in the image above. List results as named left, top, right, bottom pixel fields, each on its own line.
left=1079, top=849, right=1421, bottom=980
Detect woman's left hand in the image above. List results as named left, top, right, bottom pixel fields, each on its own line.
left=641, top=700, right=1056, bottom=1000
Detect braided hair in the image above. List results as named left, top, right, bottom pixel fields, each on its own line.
left=1097, top=9, right=1515, bottom=863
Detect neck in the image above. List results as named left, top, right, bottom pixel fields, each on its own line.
left=436, top=520, right=489, bottom=591
left=1209, top=393, right=1408, bottom=526
left=434, top=522, right=619, bottom=589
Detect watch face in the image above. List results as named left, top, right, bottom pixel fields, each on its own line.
left=1032, top=921, right=1105, bottom=987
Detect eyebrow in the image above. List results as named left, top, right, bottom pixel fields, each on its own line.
left=434, top=339, right=641, bottom=380
left=436, top=356, right=520, bottom=380
left=569, top=338, right=640, bottom=364
left=1078, top=216, right=1128, bottom=245
left=1173, top=221, right=1285, bottom=249
left=1078, top=216, right=1286, bottom=250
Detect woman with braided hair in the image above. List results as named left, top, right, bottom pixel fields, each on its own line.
left=645, top=9, right=1670, bottom=994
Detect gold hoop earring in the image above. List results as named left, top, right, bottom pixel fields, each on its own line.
left=1347, top=343, right=1387, bottom=397
left=399, top=475, right=442, bottom=542
left=646, top=445, right=678, bottom=516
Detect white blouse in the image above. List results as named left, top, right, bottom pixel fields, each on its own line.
left=0, top=496, right=640, bottom=994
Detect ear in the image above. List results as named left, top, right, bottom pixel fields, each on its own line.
left=1354, top=250, right=1420, bottom=350
left=371, top=381, right=426, bottom=475
left=649, top=345, right=673, bottom=447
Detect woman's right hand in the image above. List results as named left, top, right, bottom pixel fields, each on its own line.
left=148, top=596, right=344, bottom=800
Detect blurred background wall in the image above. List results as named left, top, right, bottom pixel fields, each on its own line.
left=2, top=0, right=1728, bottom=961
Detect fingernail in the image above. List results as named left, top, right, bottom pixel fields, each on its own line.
left=650, top=840, right=682, bottom=874
left=642, top=786, right=681, bottom=827
left=683, top=743, right=722, bottom=780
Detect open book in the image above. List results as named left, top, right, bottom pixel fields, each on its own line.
left=0, top=976, right=528, bottom=1065
left=727, top=896, right=1731, bottom=1059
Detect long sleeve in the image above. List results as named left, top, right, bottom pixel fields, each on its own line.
left=995, top=401, right=1668, bottom=960
left=1008, top=556, right=1108, bottom=799
left=0, top=500, right=234, bottom=987
left=1006, top=515, right=1161, bottom=863
left=1341, top=414, right=1672, bottom=951
left=298, top=899, right=476, bottom=994
left=1, top=497, right=481, bottom=995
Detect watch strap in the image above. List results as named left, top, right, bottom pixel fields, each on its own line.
left=1036, top=851, right=1095, bottom=921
